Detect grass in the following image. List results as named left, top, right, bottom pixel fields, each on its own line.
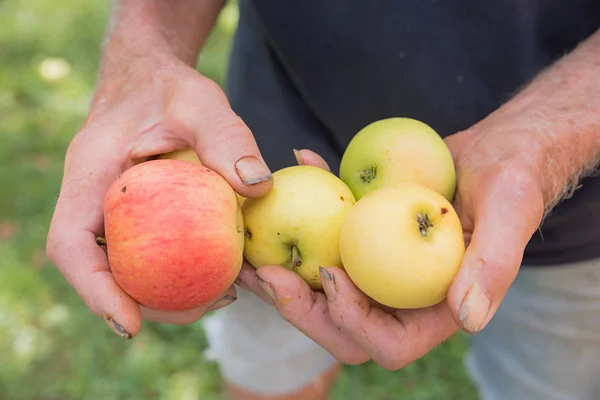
left=0, top=1, right=480, bottom=398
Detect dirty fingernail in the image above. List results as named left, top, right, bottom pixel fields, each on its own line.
left=293, top=149, right=304, bottom=165
left=319, top=267, right=337, bottom=299
left=255, top=274, right=276, bottom=301
left=102, top=314, right=132, bottom=339
left=458, top=281, right=491, bottom=333
left=235, top=155, right=272, bottom=185
left=208, top=294, right=237, bottom=312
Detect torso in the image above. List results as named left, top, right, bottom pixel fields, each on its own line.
left=229, top=0, right=600, bottom=266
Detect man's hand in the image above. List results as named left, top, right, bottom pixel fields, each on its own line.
left=237, top=144, right=545, bottom=368
left=46, top=0, right=273, bottom=338
left=236, top=27, right=600, bottom=370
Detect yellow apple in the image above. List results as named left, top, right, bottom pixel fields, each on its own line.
left=158, top=148, right=203, bottom=164
left=339, top=117, right=456, bottom=201
left=242, top=165, right=356, bottom=289
left=158, top=148, right=245, bottom=206
left=339, top=182, right=465, bottom=309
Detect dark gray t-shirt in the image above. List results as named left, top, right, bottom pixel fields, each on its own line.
left=225, top=0, right=600, bottom=266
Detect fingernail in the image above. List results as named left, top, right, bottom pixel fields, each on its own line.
left=319, top=267, right=336, bottom=299
left=458, top=281, right=491, bottom=333
left=102, top=314, right=132, bottom=339
left=255, top=273, right=276, bottom=302
left=293, top=149, right=304, bottom=165
left=234, top=277, right=250, bottom=291
left=235, top=155, right=272, bottom=185
left=207, top=294, right=237, bottom=312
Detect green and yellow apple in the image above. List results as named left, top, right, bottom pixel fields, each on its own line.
left=339, top=117, right=456, bottom=201
left=339, top=182, right=465, bottom=309
left=158, top=148, right=245, bottom=206
left=242, top=165, right=356, bottom=290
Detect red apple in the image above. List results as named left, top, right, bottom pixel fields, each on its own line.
left=103, top=159, right=244, bottom=311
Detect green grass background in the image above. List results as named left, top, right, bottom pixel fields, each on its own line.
left=0, top=1, right=480, bottom=398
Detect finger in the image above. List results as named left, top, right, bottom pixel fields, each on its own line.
left=141, top=285, right=238, bottom=325
left=46, top=227, right=142, bottom=338
left=165, top=74, right=273, bottom=198
left=447, top=166, right=544, bottom=333
left=47, top=129, right=145, bottom=338
left=254, top=265, right=371, bottom=365
left=321, top=267, right=459, bottom=370
left=235, top=261, right=277, bottom=305
left=293, top=148, right=331, bottom=171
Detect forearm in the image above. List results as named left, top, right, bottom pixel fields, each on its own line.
left=87, top=0, right=224, bottom=110
left=479, top=28, right=600, bottom=214
left=100, top=0, right=224, bottom=73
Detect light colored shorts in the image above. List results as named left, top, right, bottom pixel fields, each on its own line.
left=202, top=287, right=338, bottom=395
left=203, top=257, right=600, bottom=398
left=465, top=257, right=600, bottom=400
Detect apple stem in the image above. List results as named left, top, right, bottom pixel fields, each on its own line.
left=359, top=166, right=377, bottom=183
left=416, top=213, right=433, bottom=237
left=96, top=236, right=107, bottom=246
left=285, top=245, right=303, bottom=271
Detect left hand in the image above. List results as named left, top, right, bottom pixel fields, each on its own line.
left=236, top=127, right=546, bottom=369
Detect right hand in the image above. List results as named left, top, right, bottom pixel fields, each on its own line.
left=46, top=52, right=273, bottom=339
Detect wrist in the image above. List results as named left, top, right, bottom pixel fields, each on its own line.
left=95, top=0, right=224, bottom=88
left=467, top=31, right=600, bottom=216
left=104, top=0, right=224, bottom=65
left=467, top=104, right=596, bottom=218
left=88, top=47, right=181, bottom=116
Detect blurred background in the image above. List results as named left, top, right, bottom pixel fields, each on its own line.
left=0, top=1, right=480, bottom=398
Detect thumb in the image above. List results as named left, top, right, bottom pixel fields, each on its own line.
left=447, top=168, right=544, bottom=334
left=167, top=76, right=273, bottom=198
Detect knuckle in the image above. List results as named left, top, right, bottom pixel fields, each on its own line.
left=65, top=131, right=84, bottom=158
left=329, top=297, right=370, bottom=331
left=489, top=162, right=539, bottom=196
left=45, top=225, right=64, bottom=268
left=477, top=254, right=516, bottom=281
left=338, top=352, right=371, bottom=366
left=45, top=233, right=58, bottom=265
left=375, top=354, right=410, bottom=371
left=64, top=128, right=97, bottom=168
left=165, top=74, right=251, bottom=143
left=277, top=301, right=307, bottom=325
left=277, top=293, right=319, bottom=326
left=213, top=115, right=249, bottom=143
left=194, top=75, right=225, bottom=97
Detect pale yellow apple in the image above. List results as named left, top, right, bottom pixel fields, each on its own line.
left=339, top=117, right=456, bottom=201
left=242, top=165, right=356, bottom=289
left=158, top=148, right=245, bottom=206
left=157, top=148, right=203, bottom=164
left=339, top=182, right=465, bottom=309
